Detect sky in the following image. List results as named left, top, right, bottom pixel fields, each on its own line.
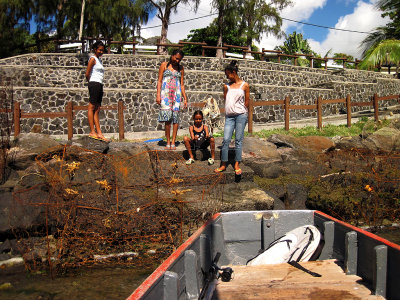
left=140, top=0, right=390, bottom=59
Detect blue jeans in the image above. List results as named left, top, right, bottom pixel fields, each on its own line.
left=221, top=114, right=248, bottom=162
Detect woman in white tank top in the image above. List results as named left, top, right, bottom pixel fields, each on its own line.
left=85, top=41, right=109, bottom=142
left=215, top=60, right=250, bottom=175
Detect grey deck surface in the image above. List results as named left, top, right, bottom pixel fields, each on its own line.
left=212, top=260, right=384, bottom=300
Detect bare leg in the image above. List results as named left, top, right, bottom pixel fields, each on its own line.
left=183, top=136, right=194, bottom=159
left=171, top=123, right=179, bottom=146
left=93, top=105, right=104, bottom=138
left=88, top=103, right=98, bottom=137
left=215, top=161, right=227, bottom=172
left=165, top=121, right=171, bottom=145
left=210, top=137, right=215, bottom=159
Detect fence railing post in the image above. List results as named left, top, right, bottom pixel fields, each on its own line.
left=13, top=101, right=20, bottom=137
left=67, top=101, right=73, bottom=140
left=373, top=93, right=379, bottom=121
left=118, top=100, right=124, bottom=140
left=248, top=98, right=253, bottom=134
left=346, top=94, right=351, bottom=127
left=317, top=96, right=322, bottom=129
left=284, top=96, right=290, bottom=131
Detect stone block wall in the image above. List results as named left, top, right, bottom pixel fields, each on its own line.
left=0, top=53, right=399, bottom=135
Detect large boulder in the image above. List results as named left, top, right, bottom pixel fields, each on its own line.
left=242, top=137, right=281, bottom=160
left=9, top=133, right=60, bottom=170
left=364, top=127, right=400, bottom=151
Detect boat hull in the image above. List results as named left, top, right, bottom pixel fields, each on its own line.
left=128, top=210, right=400, bottom=300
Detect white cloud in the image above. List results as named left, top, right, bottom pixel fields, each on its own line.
left=140, top=0, right=215, bottom=42
left=258, top=0, right=327, bottom=51
left=141, top=0, right=327, bottom=44
left=140, top=0, right=388, bottom=60
left=309, top=1, right=389, bottom=58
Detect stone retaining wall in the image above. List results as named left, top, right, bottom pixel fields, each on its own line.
left=0, top=53, right=399, bottom=135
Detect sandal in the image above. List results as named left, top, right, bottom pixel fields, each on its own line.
left=89, top=135, right=100, bottom=140
left=234, top=168, right=242, bottom=175
left=208, top=158, right=215, bottom=165
left=165, top=144, right=171, bottom=150
left=186, top=158, right=195, bottom=165
left=98, top=136, right=111, bottom=143
left=170, top=144, right=176, bottom=150
left=214, top=167, right=226, bottom=173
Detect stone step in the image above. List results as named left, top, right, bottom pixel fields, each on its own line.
left=1, top=53, right=395, bottom=82
left=1, top=65, right=361, bottom=91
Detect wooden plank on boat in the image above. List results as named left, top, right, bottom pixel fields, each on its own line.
left=213, top=260, right=384, bottom=300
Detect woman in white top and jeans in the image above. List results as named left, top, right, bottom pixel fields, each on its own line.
left=215, top=60, right=250, bottom=175
left=85, top=41, right=110, bottom=142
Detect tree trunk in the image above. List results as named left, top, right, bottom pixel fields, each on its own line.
left=159, top=10, right=170, bottom=55
left=216, top=10, right=224, bottom=58
left=78, top=0, right=86, bottom=40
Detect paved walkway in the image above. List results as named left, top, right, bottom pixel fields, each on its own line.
left=52, top=105, right=399, bottom=142
left=121, top=105, right=400, bottom=141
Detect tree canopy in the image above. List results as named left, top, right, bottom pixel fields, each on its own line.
left=0, top=0, right=151, bottom=58
left=238, top=0, right=290, bottom=50
left=360, top=0, right=400, bottom=57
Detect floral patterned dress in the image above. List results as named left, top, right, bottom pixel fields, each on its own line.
left=158, top=68, right=182, bottom=123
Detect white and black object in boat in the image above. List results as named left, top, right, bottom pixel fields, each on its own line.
left=247, top=225, right=321, bottom=266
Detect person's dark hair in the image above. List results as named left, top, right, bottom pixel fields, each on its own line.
left=193, top=110, right=203, bottom=119
left=167, top=49, right=185, bottom=70
left=93, top=41, right=105, bottom=51
left=225, top=60, right=239, bottom=73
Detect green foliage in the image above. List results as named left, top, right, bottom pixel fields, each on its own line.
left=275, top=31, right=323, bottom=67
left=360, top=0, right=400, bottom=57
left=276, top=31, right=312, bottom=55
left=0, top=0, right=34, bottom=58
left=249, top=118, right=392, bottom=138
left=333, top=52, right=356, bottom=69
left=238, top=0, right=291, bottom=49
left=182, top=22, right=258, bottom=57
left=359, top=39, right=400, bottom=70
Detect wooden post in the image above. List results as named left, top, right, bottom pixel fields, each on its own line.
left=346, top=94, right=351, bottom=127
left=118, top=100, right=124, bottom=140
left=277, top=54, right=281, bottom=64
left=248, top=98, right=253, bottom=134
left=202, top=47, right=205, bottom=57
left=284, top=96, right=290, bottom=131
left=317, top=96, right=322, bottom=129
left=67, top=101, right=74, bottom=140
left=294, top=57, right=298, bottom=66
left=14, top=101, right=20, bottom=137
left=373, top=93, right=379, bottom=121
left=325, top=58, right=328, bottom=70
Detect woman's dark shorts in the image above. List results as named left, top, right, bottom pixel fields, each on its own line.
left=88, top=82, right=103, bottom=105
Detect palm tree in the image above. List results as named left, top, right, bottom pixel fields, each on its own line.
left=211, top=0, right=236, bottom=58
left=359, top=39, right=400, bottom=76
left=238, top=0, right=290, bottom=51
left=148, top=0, right=200, bottom=54
left=359, top=0, right=400, bottom=56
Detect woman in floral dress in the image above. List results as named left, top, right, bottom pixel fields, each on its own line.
left=156, top=49, right=188, bottom=150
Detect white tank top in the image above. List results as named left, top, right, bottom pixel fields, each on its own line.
left=89, top=55, right=104, bottom=84
left=225, top=81, right=247, bottom=116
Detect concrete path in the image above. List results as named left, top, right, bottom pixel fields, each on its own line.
left=51, top=105, right=399, bottom=142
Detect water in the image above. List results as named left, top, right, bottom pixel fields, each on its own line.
left=0, top=264, right=154, bottom=300
left=373, top=226, right=400, bottom=245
